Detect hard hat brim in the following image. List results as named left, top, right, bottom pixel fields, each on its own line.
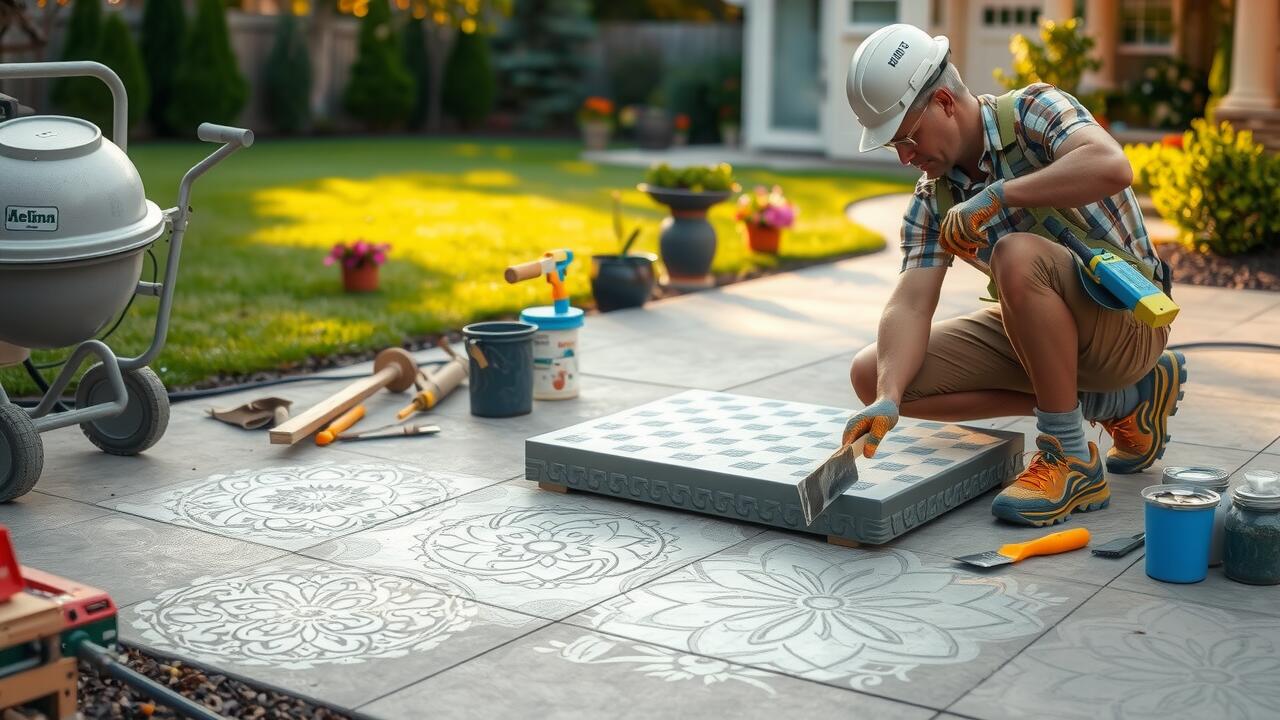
left=857, top=105, right=909, bottom=153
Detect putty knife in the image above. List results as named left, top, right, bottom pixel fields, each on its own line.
left=954, top=527, right=1091, bottom=568
left=797, top=435, right=869, bottom=526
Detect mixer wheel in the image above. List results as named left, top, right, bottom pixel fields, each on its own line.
left=0, top=402, right=43, bottom=501
left=76, top=365, right=170, bottom=456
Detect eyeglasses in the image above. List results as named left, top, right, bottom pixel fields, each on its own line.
left=882, top=101, right=931, bottom=154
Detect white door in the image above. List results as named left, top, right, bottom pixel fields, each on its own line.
left=747, top=0, right=825, bottom=150
left=966, top=3, right=1046, bottom=96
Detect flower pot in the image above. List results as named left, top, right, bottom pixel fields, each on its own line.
left=591, top=253, right=658, bottom=312
left=672, top=132, right=688, bottom=147
left=720, top=124, right=740, bottom=148
left=639, top=184, right=734, bottom=289
left=581, top=120, right=611, bottom=151
left=745, top=224, right=781, bottom=254
left=637, top=107, right=672, bottom=150
left=342, top=263, right=379, bottom=293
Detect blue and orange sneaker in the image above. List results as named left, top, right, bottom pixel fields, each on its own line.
left=1099, top=350, right=1187, bottom=474
left=991, top=434, right=1110, bottom=527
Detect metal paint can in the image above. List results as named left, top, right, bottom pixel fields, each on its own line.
left=1163, top=466, right=1230, bottom=566
left=1142, top=484, right=1221, bottom=584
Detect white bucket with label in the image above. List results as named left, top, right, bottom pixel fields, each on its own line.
left=520, top=304, right=584, bottom=400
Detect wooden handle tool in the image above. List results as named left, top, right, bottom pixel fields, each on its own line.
left=270, top=348, right=417, bottom=445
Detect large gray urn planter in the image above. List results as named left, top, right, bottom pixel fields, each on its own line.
left=639, top=184, right=734, bottom=289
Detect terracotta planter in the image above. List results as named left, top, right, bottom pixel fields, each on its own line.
left=342, top=263, right=379, bottom=293
left=745, top=224, right=781, bottom=254
left=581, top=120, right=611, bottom=151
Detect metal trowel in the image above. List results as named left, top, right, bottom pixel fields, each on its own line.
left=797, top=435, right=869, bottom=526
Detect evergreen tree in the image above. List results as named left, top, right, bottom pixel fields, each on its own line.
left=264, top=11, right=312, bottom=133
left=141, top=0, right=187, bottom=136
left=442, top=27, right=495, bottom=130
left=95, top=13, right=151, bottom=136
left=343, top=0, right=413, bottom=130
left=167, top=0, right=248, bottom=135
left=50, top=0, right=104, bottom=125
left=491, top=0, right=596, bottom=130
left=402, top=16, right=431, bottom=130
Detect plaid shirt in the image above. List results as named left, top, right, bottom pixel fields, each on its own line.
left=900, top=83, right=1164, bottom=285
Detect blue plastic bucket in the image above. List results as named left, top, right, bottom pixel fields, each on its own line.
left=1143, top=484, right=1221, bottom=584
left=462, top=321, right=537, bottom=418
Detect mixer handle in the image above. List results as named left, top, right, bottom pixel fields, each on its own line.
left=197, top=123, right=254, bottom=148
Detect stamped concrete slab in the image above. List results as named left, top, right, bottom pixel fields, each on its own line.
left=119, top=556, right=548, bottom=710
left=570, top=532, right=1092, bottom=710
left=13, top=513, right=284, bottom=606
left=0, top=491, right=111, bottom=540
left=361, top=623, right=935, bottom=720
left=303, top=480, right=759, bottom=620
left=951, top=588, right=1280, bottom=720
left=101, top=461, right=495, bottom=551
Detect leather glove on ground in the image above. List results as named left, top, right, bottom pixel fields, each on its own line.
left=841, top=398, right=900, bottom=458
left=938, top=179, right=1005, bottom=260
left=208, top=396, right=292, bottom=430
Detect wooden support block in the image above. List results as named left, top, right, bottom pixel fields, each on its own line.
left=827, top=535, right=861, bottom=549
left=0, top=593, right=62, bottom=647
left=538, top=482, right=570, bottom=494
left=0, top=657, right=77, bottom=719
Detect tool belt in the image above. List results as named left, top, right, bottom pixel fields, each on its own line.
left=933, top=88, right=1173, bottom=309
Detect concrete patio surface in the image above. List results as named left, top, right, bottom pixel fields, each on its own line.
left=5, top=193, right=1279, bottom=719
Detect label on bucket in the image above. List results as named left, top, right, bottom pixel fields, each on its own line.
left=5, top=206, right=58, bottom=232
left=532, top=328, right=578, bottom=400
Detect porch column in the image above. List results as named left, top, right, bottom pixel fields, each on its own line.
left=1044, top=0, right=1077, bottom=21
left=1081, top=0, right=1118, bottom=92
left=944, top=0, right=968, bottom=73
left=1218, top=0, right=1279, bottom=111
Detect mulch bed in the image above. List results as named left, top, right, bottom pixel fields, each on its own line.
left=1159, top=243, right=1280, bottom=292
left=73, top=647, right=355, bottom=720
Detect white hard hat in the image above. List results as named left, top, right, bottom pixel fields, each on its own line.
left=846, top=24, right=950, bottom=152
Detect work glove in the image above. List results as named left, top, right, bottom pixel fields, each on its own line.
left=841, top=398, right=899, bottom=459
left=938, top=179, right=1005, bottom=260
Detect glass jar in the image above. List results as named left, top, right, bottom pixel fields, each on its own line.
left=1223, top=470, right=1280, bottom=586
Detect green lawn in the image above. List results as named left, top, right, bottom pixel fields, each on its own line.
left=1, top=138, right=907, bottom=394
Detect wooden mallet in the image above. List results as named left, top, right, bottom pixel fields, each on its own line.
left=269, top=348, right=418, bottom=445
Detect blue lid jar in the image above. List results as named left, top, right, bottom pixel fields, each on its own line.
left=520, top=305, right=584, bottom=331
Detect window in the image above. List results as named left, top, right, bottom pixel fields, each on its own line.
left=982, top=5, right=1041, bottom=27
left=850, top=0, right=897, bottom=26
left=1121, top=0, right=1174, bottom=48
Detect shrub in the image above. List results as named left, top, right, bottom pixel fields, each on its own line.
left=442, top=28, right=496, bottom=130
left=95, top=13, right=150, bottom=135
left=1122, top=58, right=1209, bottom=130
left=1151, top=120, right=1280, bottom=256
left=141, top=0, right=186, bottom=135
left=50, top=0, right=104, bottom=124
left=401, top=16, right=431, bottom=130
left=343, top=0, right=414, bottom=130
left=994, top=17, right=1104, bottom=116
left=1123, top=141, right=1182, bottom=195
left=491, top=0, right=596, bottom=130
left=264, top=12, right=312, bottom=134
left=643, top=162, right=736, bottom=192
left=167, top=0, right=248, bottom=135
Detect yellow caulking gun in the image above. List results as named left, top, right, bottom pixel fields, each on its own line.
left=1043, top=215, right=1179, bottom=328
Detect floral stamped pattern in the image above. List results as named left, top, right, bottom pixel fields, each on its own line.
left=153, top=462, right=459, bottom=546
left=986, top=599, right=1280, bottom=719
left=535, top=633, right=777, bottom=696
left=131, top=565, right=474, bottom=669
left=415, top=507, right=678, bottom=590
left=585, top=539, right=1064, bottom=690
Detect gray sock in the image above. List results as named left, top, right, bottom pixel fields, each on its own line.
left=1035, top=405, right=1089, bottom=459
left=1079, top=384, right=1141, bottom=422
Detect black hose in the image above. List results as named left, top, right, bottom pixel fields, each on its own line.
left=21, top=358, right=72, bottom=413
left=75, top=638, right=227, bottom=720
left=165, top=359, right=448, bottom=403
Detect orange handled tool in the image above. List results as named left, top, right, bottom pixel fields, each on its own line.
left=953, top=527, right=1091, bottom=568
left=316, top=404, right=365, bottom=446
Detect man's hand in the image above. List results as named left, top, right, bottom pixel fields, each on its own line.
left=842, top=398, right=900, bottom=458
left=939, top=179, right=1005, bottom=260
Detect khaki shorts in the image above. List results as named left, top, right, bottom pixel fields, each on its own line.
left=902, top=236, right=1170, bottom=402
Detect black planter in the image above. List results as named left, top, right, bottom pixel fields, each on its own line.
left=591, top=253, right=658, bottom=312
left=639, top=184, right=734, bottom=289
left=636, top=107, right=672, bottom=149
